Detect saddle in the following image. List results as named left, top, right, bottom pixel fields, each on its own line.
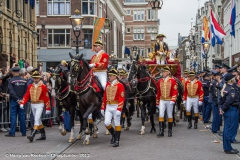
left=92, top=76, right=104, bottom=99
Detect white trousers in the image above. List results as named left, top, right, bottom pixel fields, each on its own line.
left=104, top=104, right=120, bottom=127
left=93, top=71, right=107, bottom=90
left=186, top=97, right=199, bottom=113
left=31, top=103, right=44, bottom=126
left=158, top=100, right=173, bottom=119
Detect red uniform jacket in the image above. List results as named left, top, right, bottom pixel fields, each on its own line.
left=90, top=50, right=109, bottom=72
left=101, top=80, right=125, bottom=112
left=183, top=79, right=204, bottom=102
left=21, top=81, right=51, bottom=111
left=156, top=77, right=178, bottom=105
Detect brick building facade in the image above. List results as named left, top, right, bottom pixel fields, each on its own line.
left=36, top=0, right=125, bottom=71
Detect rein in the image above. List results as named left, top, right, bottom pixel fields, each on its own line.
left=74, top=68, right=94, bottom=94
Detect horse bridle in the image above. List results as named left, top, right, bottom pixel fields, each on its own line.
left=70, top=59, right=84, bottom=82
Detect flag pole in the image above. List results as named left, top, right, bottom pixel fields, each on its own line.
left=230, top=36, right=232, bottom=67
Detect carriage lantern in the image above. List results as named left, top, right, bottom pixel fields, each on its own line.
left=147, top=0, right=163, bottom=10
left=69, top=9, right=84, bottom=55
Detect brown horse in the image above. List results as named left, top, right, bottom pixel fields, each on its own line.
left=68, top=53, right=102, bottom=145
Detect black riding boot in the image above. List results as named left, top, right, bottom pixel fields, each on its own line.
left=108, top=127, right=116, bottom=144
left=113, top=131, right=121, bottom=147
left=27, top=129, right=37, bottom=142
left=36, top=128, right=46, bottom=140
left=183, top=110, right=187, bottom=121
left=157, top=122, right=164, bottom=137
left=187, top=115, right=192, bottom=129
left=168, top=122, right=173, bottom=137
left=194, top=116, right=198, bottom=129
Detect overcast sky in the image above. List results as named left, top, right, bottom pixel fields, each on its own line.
left=158, top=0, right=208, bottom=46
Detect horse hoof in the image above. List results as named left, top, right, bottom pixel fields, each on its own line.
left=77, top=135, right=82, bottom=140
left=150, top=128, right=156, bottom=133
left=93, top=134, right=98, bottom=138
left=68, top=138, right=74, bottom=143
left=83, top=140, right=90, bottom=145
left=124, top=126, right=129, bottom=131
left=105, top=130, right=110, bottom=135
left=139, top=131, right=145, bottom=135
left=61, top=130, right=67, bottom=136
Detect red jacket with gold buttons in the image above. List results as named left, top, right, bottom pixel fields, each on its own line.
left=21, top=81, right=51, bottom=111
left=90, top=50, right=109, bottom=72
left=101, top=80, right=125, bottom=112
left=156, top=77, right=178, bottom=105
left=183, top=79, right=204, bottom=102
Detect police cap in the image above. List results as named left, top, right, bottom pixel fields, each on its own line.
left=224, top=73, right=235, bottom=82
left=221, top=63, right=230, bottom=69
left=11, top=66, right=20, bottom=72
left=227, top=65, right=238, bottom=73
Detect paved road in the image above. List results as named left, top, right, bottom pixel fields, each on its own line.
left=0, top=114, right=239, bottom=160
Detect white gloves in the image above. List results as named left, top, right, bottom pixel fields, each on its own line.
left=170, top=101, right=175, bottom=105
left=198, top=101, right=203, bottom=106
left=46, top=110, right=51, bottom=115
left=101, top=110, right=105, bottom=116
left=89, top=63, right=96, bottom=67
left=116, top=110, right=121, bottom=117
left=20, top=104, right=24, bottom=109
left=183, top=101, right=186, bottom=104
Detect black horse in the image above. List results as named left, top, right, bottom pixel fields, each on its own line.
left=119, top=78, right=135, bottom=131
left=128, top=57, right=157, bottom=134
left=49, top=67, right=79, bottom=143
left=69, top=53, right=102, bottom=145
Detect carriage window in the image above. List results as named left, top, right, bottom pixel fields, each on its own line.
left=48, top=29, right=71, bottom=47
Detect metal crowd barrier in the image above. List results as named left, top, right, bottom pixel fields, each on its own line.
left=0, top=98, right=57, bottom=127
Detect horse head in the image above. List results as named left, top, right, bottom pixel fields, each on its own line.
left=69, top=52, right=89, bottom=87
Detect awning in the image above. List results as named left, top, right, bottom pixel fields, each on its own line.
left=124, top=47, right=130, bottom=55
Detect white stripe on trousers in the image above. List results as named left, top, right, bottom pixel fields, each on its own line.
left=104, top=104, right=120, bottom=127
left=31, top=103, right=44, bottom=126
left=186, top=97, right=199, bottom=113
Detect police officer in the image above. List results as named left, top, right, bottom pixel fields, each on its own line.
left=227, top=65, right=240, bottom=143
left=5, top=65, right=27, bottom=137
left=219, top=73, right=239, bottom=154
left=211, top=72, right=222, bottom=133
left=202, top=73, right=211, bottom=123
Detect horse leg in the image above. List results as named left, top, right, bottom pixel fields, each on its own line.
left=150, top=101, right=156, bottom=133
left=121, top=113, right=126, bottom=128
left=139, top=101, right=146, bottom=135
left=82, top=105, right=95, bottom=145
left=68, top=108, right=75, bottom=143
left=77, top=111, right=83, bottom=140
left=92, top=122, right=98, bottom=138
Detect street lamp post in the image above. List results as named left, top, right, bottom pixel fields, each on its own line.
left=69, top=9, right=84, bottom=55
left=203, top=42, right=210, bottom=69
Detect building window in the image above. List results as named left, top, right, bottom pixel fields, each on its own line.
left=6, top=0, right=10, bottom=9
left=99, top=2, right=102, bottom=18
left=138, top=48, right=145, bottom=57
left=37, top=29, right=40, bottom=47
left=36, top=0, right=39, bottom=15
left=22, top=1, right=26, bottom=19
left=133, top=28, right=144, bottom=40
left=151, top=34, right=157, bottom=40
left=133, top=10, right=144, bottom=21
left=48, top=29, right=71, bottom=47
left=82, top=0, right=96, bottom=15
left=147, top=27, right=157, bottom=33
left=126, top=28, right=131, bottom=33
left=126, top=10, right=131, bottom=15
left=48, top=0, right=70, bottom=15
left=83, top=29, right=93, bottom=49
left=147, top=10, right=155, bottom=20
left=15, top=0, right=18, bottom=11
left=25, top=39, right=27, bottom=59
left=147, top=48, right=152, bottom=53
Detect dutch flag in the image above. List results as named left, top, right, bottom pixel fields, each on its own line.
left=210, top=9, right=226, bottom=47
left=230, top=0, right=236, bottom=37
